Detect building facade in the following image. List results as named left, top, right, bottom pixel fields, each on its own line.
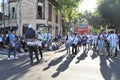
left=6, top=0, right=62, bottom=37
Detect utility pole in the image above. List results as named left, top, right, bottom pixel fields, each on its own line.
left=2, top=0, right=5, bottom=28
left=17, top=0, right=21, bottom=36
left=8, top=0, right=10, bottom=28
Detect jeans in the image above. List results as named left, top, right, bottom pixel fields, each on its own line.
left=8, top=44, right=17, bottom=58
left=72, top=44, right=77, bottom=55
left=38, top=46, right=43, bottom=59
left=27, top=46, right=39, bottom=63
left=66, top=43, right=71, bottom=53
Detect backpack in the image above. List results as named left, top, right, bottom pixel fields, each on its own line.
left=5, top=36, right=10, bottom=45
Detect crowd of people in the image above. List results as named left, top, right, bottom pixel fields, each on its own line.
left=0, top=25, right=120, bottom=65
left=64, top=30, right=120, bottom=58
left=0, top=25, right=63, bottom=64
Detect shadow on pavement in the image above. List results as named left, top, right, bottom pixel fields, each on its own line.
left=100, top=56, right=120, bottom=80
left=51, top=54, right=75, bottom=78
left=75, top=51, right=88, bottom=64
left=43, top=54, right=67, bottom=71
left=109, top=58, right=120, bottom=80
left=0, top=54, right=37, bottom=80
left=100, top=56, right=111, bottom=80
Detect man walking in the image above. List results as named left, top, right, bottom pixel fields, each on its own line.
left=72, top=32, right=78, bottom=55
left=107, top=31, right=119, bottom=57
left=25, top=25, right=39, bottom=64
left=8, top=29, right=18, bottom=60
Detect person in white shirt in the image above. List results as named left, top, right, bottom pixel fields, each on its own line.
left=107, top=31, right=118, bottom=57
left=37, top=31, right=43, bottom=59
left=47, top=32, right=52, bottom=42
left=118, top=33, right=120, bottom=50
left=65, top=32, right=72, bottom=54
left=92, top=33, right=98, bottom=52
left=72, top=32, right=78, bottom=55
left=87, top=33, right=93, bottom=50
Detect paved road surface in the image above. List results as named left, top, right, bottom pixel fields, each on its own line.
left=0, top=47, right=120, bottom=80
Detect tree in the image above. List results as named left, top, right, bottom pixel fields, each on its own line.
left=98, top=0, right=120, bottom=32
left=76, top=9, right=104, bottom=33
left=55, top=0, right=82, bottom=34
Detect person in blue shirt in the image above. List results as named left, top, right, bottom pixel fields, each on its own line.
left=72, top=32, right=78, bottom=55
left=107, top=31, right=119, bottom=57
left=98, top=31, right=106, bottom=55
left=57, top=33, right=62, bottom=41
left=8, top=29, right=18, bottom=60
left=65, top=32, right=72, bottom=54
left=81, top=33, right=88, bottom=52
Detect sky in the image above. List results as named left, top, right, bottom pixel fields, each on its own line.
left=79, top=0, right=97, bottom=13
left=0, top=0, right=7, bottom=12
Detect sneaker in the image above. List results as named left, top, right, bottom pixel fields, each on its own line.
left=13, top=56, right=19, bottom=60
left=7, top=58, right=11, bottom=60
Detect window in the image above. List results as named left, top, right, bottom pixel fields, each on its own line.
left=12, top=7, right=15, bottom=14
left=48, top=3, right=52, bottom=21
left=37, top=2, right=45, bottom=19
left=11, top=7, right=16, bottom=19
left=38, top=5, right=42, bottom=19
left=36, top=24, right=48, bottom=33
left=78, top=24, right=86, bottom=29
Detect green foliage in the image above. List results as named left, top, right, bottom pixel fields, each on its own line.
left=89, top=26, right=103, bottom=33
left=78, top=11, right=92, bottom=23
left=98, top=0, right=120, bottom=32
left=55, top=0, right=81, bottom=24
left=78, top=11, right=104, bottom=29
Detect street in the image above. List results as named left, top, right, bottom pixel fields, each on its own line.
left=0, top=47, right=120, bottom=80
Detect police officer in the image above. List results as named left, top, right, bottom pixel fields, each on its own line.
left=25, top=24, right=39, bottom=64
